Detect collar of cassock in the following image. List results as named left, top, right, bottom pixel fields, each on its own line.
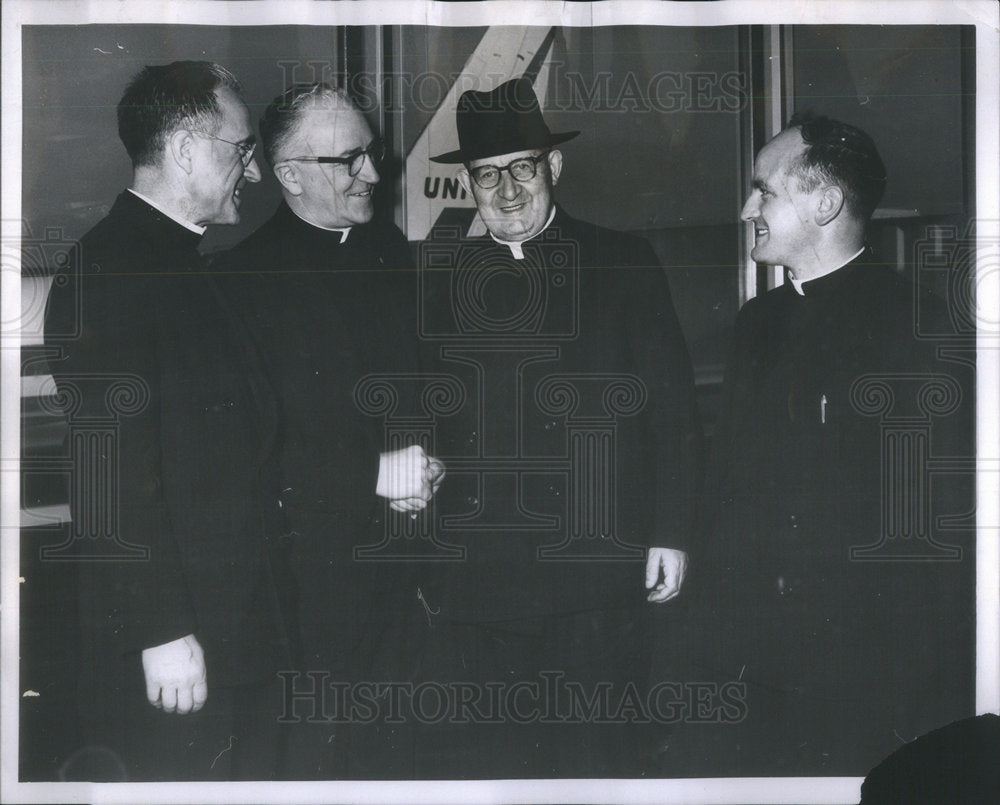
left=790, top=246, right=866, bottom=296
left=288, top=205, right=352, bottom=243
left=488, top=205, right=557, bottom=259
left=127, top=188, right=206, bottom=235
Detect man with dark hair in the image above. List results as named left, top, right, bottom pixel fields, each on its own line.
left=114, top=61, right=257, bottom=225
left=783, top=112, right=888, bottom=222
left=406, top=77, right=703, bottom=777
left=215, top=83, right=443, bottom=777
left=45, top=61, right=295, bottom=780
left=701, top=113, right=975, bottom=774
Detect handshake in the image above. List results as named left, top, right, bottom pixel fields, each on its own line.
left=376, top=444, right=446, bottom=514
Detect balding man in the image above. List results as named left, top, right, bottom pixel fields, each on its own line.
left=703, top=112, right=975, bottom=774
left=216, top=84, right=442, bottom=776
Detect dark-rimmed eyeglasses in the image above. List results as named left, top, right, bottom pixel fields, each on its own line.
left=468, top=152, right=550, bottom=189
left=282, top=140, right=386, bottom=177
left=192, top=131, right=257, bottom=166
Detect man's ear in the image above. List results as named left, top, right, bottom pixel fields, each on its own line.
left=456, top=168, right=473, bottom=196
left=273, top=162, right=303, bottom=196
left=167, top=129, right=195, bottom=175
left=547, top=150, right=563, bottom=186
left=815, top=185, right=845, bottom=226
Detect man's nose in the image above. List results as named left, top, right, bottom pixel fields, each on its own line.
left=357, top=152, right=381, bottom=185
left=740, top=193, right=758, bottom=222
left=496, top=170, right=519, bottom=199
left=243, top=155, right=262, bottom=183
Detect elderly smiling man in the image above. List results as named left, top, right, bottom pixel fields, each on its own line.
left=404, top=77, right=703, bottom=777
left=216, top=83, right=445, bottom=777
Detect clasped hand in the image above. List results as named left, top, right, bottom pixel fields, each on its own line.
left=645, top=547, right=689, bottom=603
left=376, top=444, right=446, bottom=513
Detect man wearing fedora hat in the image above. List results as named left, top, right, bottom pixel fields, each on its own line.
left=406, top=77, right=703, bottom=776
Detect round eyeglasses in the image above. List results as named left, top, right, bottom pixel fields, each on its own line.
left=469, top=152, right=550, bottom=189
left=282, top=140, right=386, bottom=177
left=192, top=131, right=257, bottom=166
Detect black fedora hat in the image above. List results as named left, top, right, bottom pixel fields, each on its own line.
left=430, top=77, right=579, bottom=164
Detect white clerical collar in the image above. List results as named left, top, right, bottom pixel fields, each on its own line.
left=789, top=246, right=865, bottom=296
left=489, top=206, right=557, bottom=259
left=128, top=188, right=206, bottom=235
left=289, top=206, right=351, bottom=243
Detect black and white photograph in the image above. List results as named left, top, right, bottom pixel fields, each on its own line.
left=2, top=1, right=998, bottom=803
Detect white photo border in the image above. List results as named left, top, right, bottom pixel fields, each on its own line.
left=2, top=1, right=998, bottom=803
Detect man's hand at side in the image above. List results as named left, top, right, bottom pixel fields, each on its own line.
left=376, top=444, right=446, bottom=512
left=645, top=547, right=689, bottom=603
left=141, top=633, right=207, bottom=714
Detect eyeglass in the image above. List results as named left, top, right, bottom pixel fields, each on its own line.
left=469, top=152, right=550, bottom=189
left=192, top=131, right=257, bottom=166
left=282, top=140, right=386, bottom=176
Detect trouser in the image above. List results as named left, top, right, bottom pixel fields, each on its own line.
left=343, top=603, right=654, bottom=779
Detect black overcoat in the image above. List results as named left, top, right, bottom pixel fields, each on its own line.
left=44, top=191, right=293, bottom=776
left=215, top=202, right=421, bottom=680
left=417, top=206, right=703, bottom=625
left=704, top=253, right=976, bottom=773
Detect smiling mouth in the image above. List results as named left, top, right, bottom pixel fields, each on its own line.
left=754, top=227, right=768, bottom=237
left=499, top=202, right=526, bottom=214
left=349, top=188, right=373, bottom=199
